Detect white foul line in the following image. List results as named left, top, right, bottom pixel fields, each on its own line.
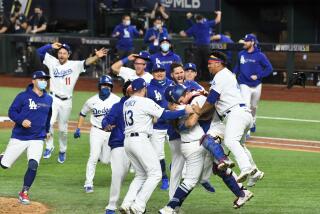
left=257, top=116, right=320, bottom=123
left=247, top=140, right=320, bottom=149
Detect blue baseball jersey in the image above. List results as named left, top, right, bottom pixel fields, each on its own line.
left=233, top=47, right=273, bottom=87
left=9, top=84, right=52, bottom=141
left=150, top=51, right=182, bottom=79
left=183, top=80, right=204, bottom=91
left=144, top=27, right=169, bottom=53
left=147, top=78, right=173, bottom=130
left=185, top=20, right=216, bottom=45
left=101, top=97, right=127, bottom=150
left=112, top=24, right=140, bottom=51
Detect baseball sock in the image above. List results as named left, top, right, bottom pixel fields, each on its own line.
left=160, top=159, right=168, bottom=179
left=22, top=168, right=37, bottom=192
left=216, top=169, right=244, bottom=197
left=167, top=183, right=192, bottom=208
left=203, top=136, right=225, bottom=161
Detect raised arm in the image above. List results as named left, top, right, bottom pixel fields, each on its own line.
left=111, top=54, right=138, bottom=75
left=85, top=48, right=108, bottom=66
left=214, top=11, right=222, bottom=24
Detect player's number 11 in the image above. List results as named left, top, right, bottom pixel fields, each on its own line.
left=65, top=77, right=71, bottom=85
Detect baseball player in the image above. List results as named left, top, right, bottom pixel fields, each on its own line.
left=146, top=63, right=173, bottom=190
left=233, top=34, right=273, bottom=134
left=168, top=63, right=215, bottom=194
left=37, top=42, right=108, bottom=163
left=111, top=51, right=153, bottom=83
left=150, top=36, right=182, bottom=79
left=119, top=78, right=194, bottom=214
left=102, top=81, right=132, bottom=214
left=194, top=51, right=256, bottom=183
left=184, top=62, right=199, bottom=82
left=0, top=71, right=52, bottom=205
left=73, top=75, right=120, bottom=193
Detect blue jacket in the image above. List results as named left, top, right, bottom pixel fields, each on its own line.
left=112, top=24, right=140, bottom=51
left=144, top=27, right=169, bottom=53
left=233, top=47, right=273, bottom=87
left=185, top=20, right=216, bottom=45
left=150, top=51, right=182, bottom=79
left=9, top=84, right=52, bottom=141
left=212, top=34, right=234, bottom=64
left=102, top=97, right=127, bottom=150
left=147, top=78, right=173, bottom=130
left=183, top=80, right=204, bottom=91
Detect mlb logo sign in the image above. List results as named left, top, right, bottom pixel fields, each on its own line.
left=29, top=99, right=37, bottom=110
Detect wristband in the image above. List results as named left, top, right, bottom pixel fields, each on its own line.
left=121, top=57, right=129, bottom=64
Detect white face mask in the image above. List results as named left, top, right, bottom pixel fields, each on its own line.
left=124, top=20, right=131, bottom=26
left=37, top=80, right=47, bottom=90
left=160, top=43, right=170, bottom=52
left=155, top=24, right=161, bottom=29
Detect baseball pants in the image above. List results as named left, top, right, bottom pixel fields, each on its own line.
left=150, top=129, right=167, bottom=160
left=240, top=83, right=262, bottom=124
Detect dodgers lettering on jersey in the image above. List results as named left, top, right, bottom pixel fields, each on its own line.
left=210, top=68, right=245, bottom=115
left=118, top=67, right=153, bottom=83
left=179, top=95, right=206, bottom=142
left=123, top=96, right=164, bottom=135
left=43, top=53, right=86, bottom=98
left=81, top=93, right=120, bottom=128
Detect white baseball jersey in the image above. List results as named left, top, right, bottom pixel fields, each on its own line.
left=43, top=53, right=86, bottom=98
left=119, top=67, right=153, bottom=83
left=179, top=95, right=206, bottom=142
left=123, top=96, right=164, bottom=135
left=80, top=93, right=120, bottom=128
left=210, top=68, right=245, bottom=116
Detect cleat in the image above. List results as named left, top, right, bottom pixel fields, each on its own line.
left=57, top=152, right=66, bottom=163
left=233, top=189, right=254, bottom=209
left=43, top=148, right=54, bottom=159
left=159, top=206, right=177, bottom=214
left=160, top=178, right=169, bottom=190
left=105, top=209, right=115, bottom=214
left=250, top=123, right=256, bottom=133
left=247, top=170, right=264, bottom=187
left=217, top=159, right=235, bottom=171
left=119, top=205, right=131, bottom=214
left=237, top=168, right=257, bottom=183
left=18, top=191, right=30, bottom=205
left=84, top=186, right=94, bottom=193
left=201, top=181, right=215, bottom=193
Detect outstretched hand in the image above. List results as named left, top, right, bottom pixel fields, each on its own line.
left=51, top=42, right=62, bottom=49
left=95, top=48, right=108, bottom=58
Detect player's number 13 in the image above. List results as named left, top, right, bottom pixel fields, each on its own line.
left=124, top=110, right=134, bottom=126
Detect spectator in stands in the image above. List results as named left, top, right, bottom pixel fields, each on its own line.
left=180, top=11, right=222, bottom=80
left=10, top=0, right=28, bottom=33
left=0, top=14, right=12, bottom=33
left=26, top=5, right=47, bottom=34
left=211, top=31, right=234, bottom=65
left=150, top=1, right=169, bottom=21
left=233, top=34, right=273, bottom=135
left=112, top=14, right=143, bottom=59
left=150, top=36, right=182, bottom=80
left=144, top=17, right=168, bottom=54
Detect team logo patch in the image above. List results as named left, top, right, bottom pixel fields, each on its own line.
left=28, top=99, right=37, bottom=110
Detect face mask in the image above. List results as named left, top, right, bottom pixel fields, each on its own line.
left=155, top=24, right=161, bottom=29
left=124, top=20, right=131, bottom=26
left=37, top=80, right=47, bottom=90
left=160, top=43, right=170, bottom=52
left=99, top=87, right=110, bottom=100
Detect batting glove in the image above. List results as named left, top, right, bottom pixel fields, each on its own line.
left=74, top=128, right=81, bottom=138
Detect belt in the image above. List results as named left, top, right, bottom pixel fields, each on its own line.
left=50, top=92, right=72, bottom=101
left=128, top=132, right=150, bottom=138
left=220, top=104, right=246, bottom=119
left=93, top=125, right=109, bottom=132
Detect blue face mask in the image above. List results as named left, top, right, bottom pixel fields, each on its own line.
left=99, top=87, right=110, bottom=100
left=160, top=43, right=170, bottom=52
left=37, top=80, right=47, bottom=90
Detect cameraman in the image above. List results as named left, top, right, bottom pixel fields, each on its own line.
left=150, top=0, right=169, bottom=21
left=10, top=0, right=28, bottom=33
left=27, top=5, right=47, bottom=34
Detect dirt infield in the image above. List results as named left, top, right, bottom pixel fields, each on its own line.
left=1, top=74, right=320, bottom=102
left=0, top=197, right=49, bottom=214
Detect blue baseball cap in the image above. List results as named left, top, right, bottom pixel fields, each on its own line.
left=243, top=34, right=257, bottom=43
left=131, top=78, right=147, bottom=91
left=59, top=43, right=71, bottom=53
left=152, top=63, right=166, bottom=72
left=159, top=36, right=171, bottom=43
left=136, top=51, right=151, bottom=61
left=32, top=70, right=50, bottom=80
left=169, top=84, right=188, bottom=103
left=184, top=63, right=197, bottom=72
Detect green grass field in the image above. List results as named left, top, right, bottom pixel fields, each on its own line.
left=1, top=86, right=320, bottom=213
left=0, top=129, right=320, bottom=214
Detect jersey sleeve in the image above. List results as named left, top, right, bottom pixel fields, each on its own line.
left=77, top=60, right=86, bottom=74
left=209, top=75, right=224, bottom=94
left=80, top=99, right=91, bottom=116
left=192, top=95, right=207, bottom=108
left=43, top=53, right=58, bottom=68
left=118, top=67, right=135, bottom=82
left=144, top=98, right=165, bottom=118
